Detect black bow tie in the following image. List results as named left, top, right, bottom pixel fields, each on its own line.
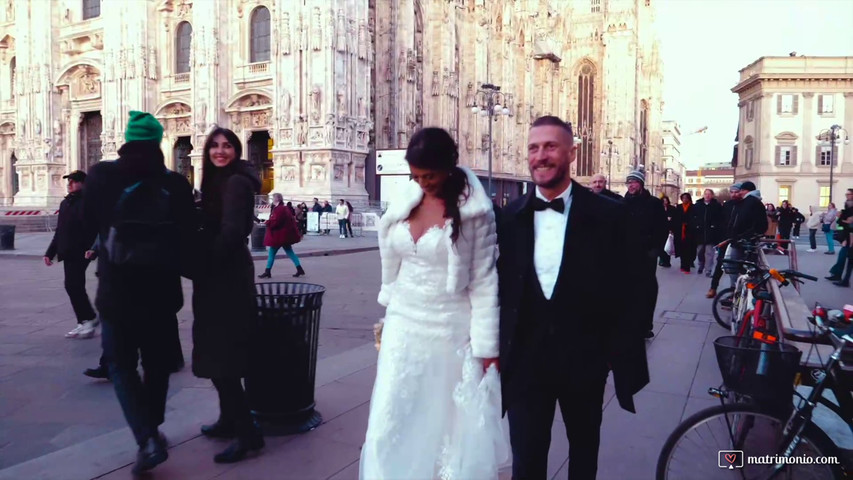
left=531, top=197, right=565, bottom=213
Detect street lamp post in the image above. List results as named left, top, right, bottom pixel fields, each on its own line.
left=600, top=140, right=618, bottom=190
left=819, top=124, right=850, bottom=205
left=471, top=83, right=511, bottom=198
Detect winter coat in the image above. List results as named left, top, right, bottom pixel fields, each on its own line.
left=777, top=207, right=797, bottom=230
left=192, top=160, right=262, bottom=379
left=727, top=191, right=769, bottom=241
left=663, top=205, right=679, bottom=234
left=377, top=166, right=499, bottom=358
left=82, top=141, right=196, bottom=317
left=264, top=203, right=300, bottom=248
left=806, top=212, right=822, bottom=230
left=45, top=190, right=96, bottom=262
left=336, top=204, right=349, bottom=220
left=624, top=188, right=669, bottom=259
left=690, top=198, right=725, bottom=245
left=311, top=202, right=323, bottom=213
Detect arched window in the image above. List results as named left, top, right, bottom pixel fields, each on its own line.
left=250, top=6, right=271, bottom=63
left=82, top=0, right=100, bottom=20
left=9, top=57, right=15, bottom=101
left=175, top=22, right=192, bottom=74
left=576, top=62, right=596, bottom=177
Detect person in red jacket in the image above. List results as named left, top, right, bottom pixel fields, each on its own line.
left=258, top=193, right=305, bottom=278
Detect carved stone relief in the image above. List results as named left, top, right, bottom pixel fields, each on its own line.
left=282, top=13, right=291, bottom=55
left=310, top=86, right=322, bottom=122
left=311, top=7, right=322, bottom=51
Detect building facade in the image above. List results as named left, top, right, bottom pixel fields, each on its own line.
left=683, top=162, right=734, bottom=200
left=731, top=56, right=853, bottom=208
left=0, top=0, right=665, bottom=208
left=656, top=119, right=682, bottom=198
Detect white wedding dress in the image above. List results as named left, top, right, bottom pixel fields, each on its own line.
left=360, top=220, right=509, bottom=480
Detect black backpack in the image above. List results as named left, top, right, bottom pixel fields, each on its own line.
left=104, top=169, right=179, bottom=270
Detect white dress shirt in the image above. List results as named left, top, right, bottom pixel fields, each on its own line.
left=533, top=183, right=572, bottom=300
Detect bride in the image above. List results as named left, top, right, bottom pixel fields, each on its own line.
left=360, top=127, right=508, bottom=479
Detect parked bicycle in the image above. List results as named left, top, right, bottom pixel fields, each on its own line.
left=656, top=304, right=853, bottom=479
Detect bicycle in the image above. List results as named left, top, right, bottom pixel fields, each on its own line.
left=656, top=304, right=853, bottom=479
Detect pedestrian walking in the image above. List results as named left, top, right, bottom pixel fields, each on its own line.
left=322, top=200, right=333, bottom=235
left=659, top=195, right=678, bottom=268
left=623, top=168, right=668, bottom=338
left=345, top=200, right=355, bottom=237
left=822, top=203, right=839, bottom=254
left=676, top=192, right=696, bottom=273
left=806, top=206, right=822, bottom=252
left=830, top=190, right=853, bottom=287
left=336, top=199, right=350, bottom=238
left=589, top=172, right=623, bottom=201
left=82, top=111, right=195, bottom=474
left=765, top=203, right=778, bottom=246
left=258, top=193, right=304, bottom=278
left=690, top=189, right=724, bottom=276
left=192, top=127, right=265, bottom=463
left=45, top=170, right=99, bottom=340
left=498, top=116, right=648, bottom=479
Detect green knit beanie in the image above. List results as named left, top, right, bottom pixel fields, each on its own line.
left=124, top=110, right=164, bottom=143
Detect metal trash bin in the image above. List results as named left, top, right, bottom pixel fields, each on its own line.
left=251, top=224, right=267, bottom=251
left=0, top=225, right=14, bottom=250
left=246, top=282, right=325, bottom=435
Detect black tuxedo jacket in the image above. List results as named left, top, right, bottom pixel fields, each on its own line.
left=497, top=181, right=649, bottom=413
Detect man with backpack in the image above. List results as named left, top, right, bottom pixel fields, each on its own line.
left=83, top=111, right=195, bottom=475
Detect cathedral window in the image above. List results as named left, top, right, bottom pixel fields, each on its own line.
left=175, top=22, right=192, bottom=74
left=577, top=63, right=596, bottom=177
left=9, top=57, right=14, bottom=101
left=250, top=6, right=271, bottom=63
left=82, top=0, right=100, bottom=20
left=591, top=0, right=601, bottom=13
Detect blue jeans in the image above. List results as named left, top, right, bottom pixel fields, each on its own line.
left=266, top=246, right=300, bottom=270
left=338, top=219, right=348, bottom=237
left=825, top=229, right=836, bottom=253
left=101, top=314, right=182, bottom=446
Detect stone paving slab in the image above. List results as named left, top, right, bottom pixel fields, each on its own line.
left=1, top=240, right=852, bottom=479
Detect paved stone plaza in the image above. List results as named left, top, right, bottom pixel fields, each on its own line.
left=0, top=235, right=851, bottom=480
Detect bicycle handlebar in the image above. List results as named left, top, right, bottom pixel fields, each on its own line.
left=778, top=270, right=818, bottom=282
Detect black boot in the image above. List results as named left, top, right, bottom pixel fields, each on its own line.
left=213, top=422, right=264, bottom=464
left=201, top=419, right=237, bottom=439
left=293, top=265, right=305, bottom=277
left=257, top=268, right=271, bottom=279
left=834, top=263, right=853, bottom=287
left=132, top=431, right=168, bottom=474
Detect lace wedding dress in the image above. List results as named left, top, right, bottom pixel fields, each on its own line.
left=360, top=220, right=509, bottom=480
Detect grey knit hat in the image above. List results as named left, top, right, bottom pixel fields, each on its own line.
left=626, top=169, right=645, bottom=184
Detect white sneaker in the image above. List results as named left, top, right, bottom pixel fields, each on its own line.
left=806, top=248, right=817, bottom=252
left=340, top=234, right=344, bottom=238
left=65, top=324, right=85, bottom=338
left=75, top=320, right=96, bottom=339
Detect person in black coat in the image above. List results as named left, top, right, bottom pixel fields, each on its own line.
left=624, top=169, right=668, bottom=338
left=498, top=116, right=648, bottom=479
left=82, top=111, right=195, bottom=474
left=792, top=207, right=805, bottom=238
left=589, top=173, right=624, bottom=202
left=674, top=192, right=696, bottom=273
left=659, top=196, right=678, bottom=267
left=192, top=127, right=265, bottom=463
left=690, top=189, right=724, bottom=277
left=45, top=170, right=98, bottom=336
left=776, top=200, right=797, bottom=251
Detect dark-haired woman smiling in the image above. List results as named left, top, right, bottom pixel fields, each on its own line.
left=360, top=127, right=505, bottom=478
left=192, top=128, right=265, bottom=463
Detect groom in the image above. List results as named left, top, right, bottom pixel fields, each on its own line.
left=497, top=116, right=649, bottom=479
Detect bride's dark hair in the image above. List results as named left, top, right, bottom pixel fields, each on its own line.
left=405, top=127, right=469, bottom=243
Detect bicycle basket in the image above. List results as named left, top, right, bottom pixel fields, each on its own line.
left=713, top=336, right=802, bottom=400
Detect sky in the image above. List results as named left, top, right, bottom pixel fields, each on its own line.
left=656, top=0, right=853, bottom=168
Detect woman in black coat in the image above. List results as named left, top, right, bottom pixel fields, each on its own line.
left=193, top=127, right=264, bottom=463
left=676, top=192, right=696, bottom=273
left=659, top=195, right=679, bottom=267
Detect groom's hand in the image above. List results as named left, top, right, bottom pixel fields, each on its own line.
left=482, top=357, right=499, bottom=373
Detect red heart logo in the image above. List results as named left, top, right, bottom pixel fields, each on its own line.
left=725, top=454, right=736, bottom=464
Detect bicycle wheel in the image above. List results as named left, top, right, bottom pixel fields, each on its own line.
left=713, top=287, right=735, bottom=330
left=656, top=403, right=844, bottom=480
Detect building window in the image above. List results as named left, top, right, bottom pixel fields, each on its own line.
left=576, top=62, right=596, bottom=177
left=819, top=94, right=834, bottom=114
left=776, top=145, right=797, bottom=166
left=175, top=22, right=192, bottom=74
left=9, top=57, right=14, bottom=101
left=746, top=100, right=755, bottom=122
left=590, top=0, right=601, bottom=13
left=778, top=185, right=791, bottom=204
left=819, top=187, right=831, bottom=207
left=82, top=0, right=100, bottom=20
left=250, top=6, right=271, bottom=63
left=777, top=94, right=797, bottom=114
left=819, top=145, right=833, bottom=166
left=744, top=146, right=754, bottom=169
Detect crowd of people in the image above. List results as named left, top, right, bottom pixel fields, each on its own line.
left=39, top=108, right=853, bottom=478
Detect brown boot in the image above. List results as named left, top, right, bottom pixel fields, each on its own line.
left=706, top=289, right=716, bottom=299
